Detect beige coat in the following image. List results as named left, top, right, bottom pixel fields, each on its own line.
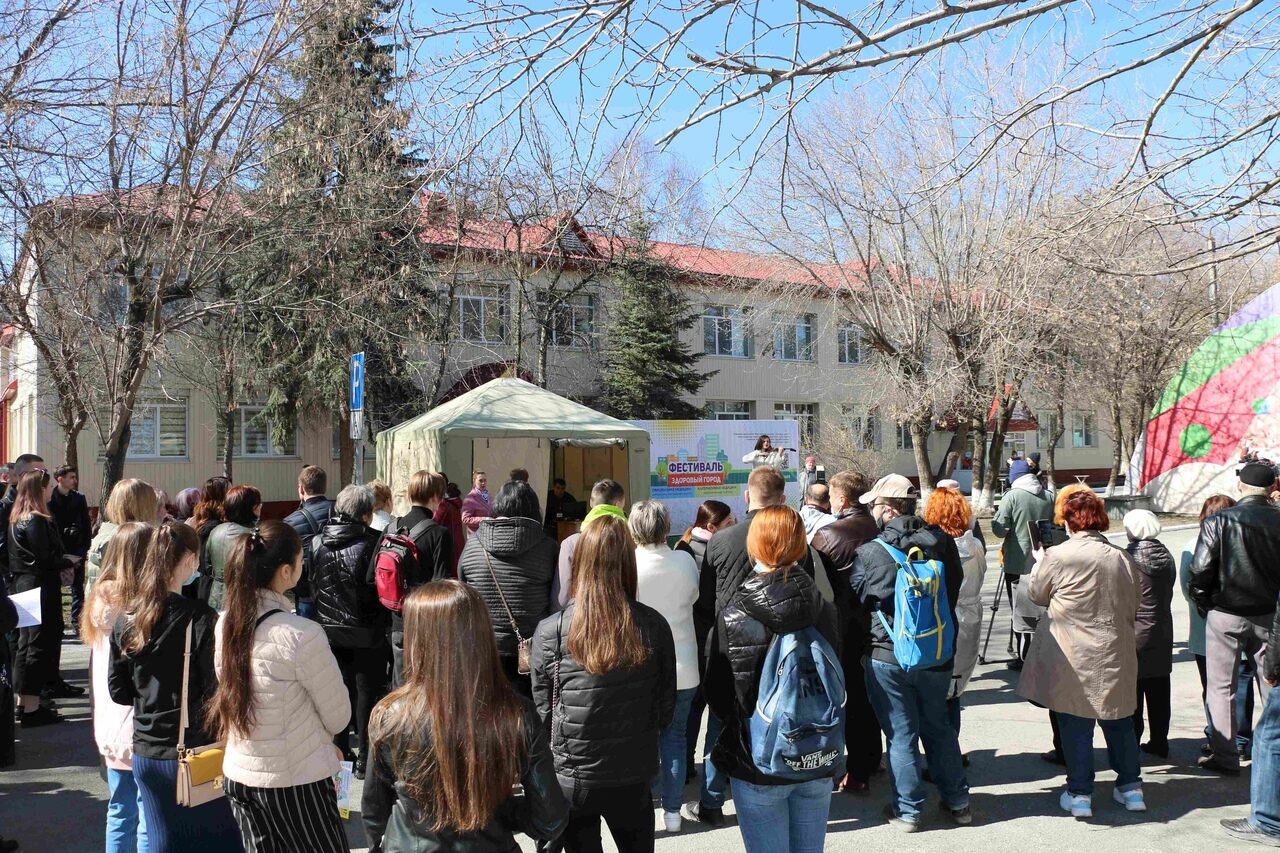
left=1017, top=530, right=1140, bottom=720
left=215, top=590, right=351, bottom=788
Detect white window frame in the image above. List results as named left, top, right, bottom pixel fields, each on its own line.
left=703, top=305, right=754, bottom=358
left=541, top=291, right=598, bottom=350
left=458, top=286, right=509, bottom=344
left=1071, top=410, right=1098, bottom=448
left=1038, top=412, right=1063, bottom=449
left=706, top=400, right=753, bottom=421
left=837, top=324, right=867, bottom=365
left=897, top=423, right=914, bottom=451
left=220, top=404, right=298, bottom=459
left=772, top=313, right=815, bottom=362
left=774, top=402, right=819, bottom=448
left=842, top=409, right=879, bottom=450
left=124, top=397, right=189, bottom=460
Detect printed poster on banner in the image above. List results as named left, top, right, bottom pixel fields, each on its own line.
left=630, top=419, right=801, bottom=534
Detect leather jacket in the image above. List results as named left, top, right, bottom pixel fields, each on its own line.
left=9, top=514, right=72, bottom=580
left=1190, top=496, right=1280, bottom=617
left=362, top=697, right=567, bottom=853
left=704, top=567, right=841, bottom=786
left=312, top=517, right=384, bottom=647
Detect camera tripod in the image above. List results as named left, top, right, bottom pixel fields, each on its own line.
left=978, top=572, right=1017, bottom=665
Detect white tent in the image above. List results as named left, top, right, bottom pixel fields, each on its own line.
left=375, top=378, right=651, bottom=512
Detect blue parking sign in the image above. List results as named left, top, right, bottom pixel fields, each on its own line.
left=349, top=352, right=365, bottom=412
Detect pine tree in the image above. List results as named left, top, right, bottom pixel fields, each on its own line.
left=599, top=241, right=714, bottom=419
left=237, top=0, right=429, bottom=479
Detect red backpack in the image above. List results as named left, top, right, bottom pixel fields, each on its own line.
left=373, top=519, right=432, bottom=612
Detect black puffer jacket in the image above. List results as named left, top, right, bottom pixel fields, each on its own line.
left=9, top=514, right=73, bottom=582
left=1190, top=495, right=1280, bottom=617
left=459, top=518, right=557, bottom=660
left=362, top=697, right=567, bottom=853
left=704, top=567, right=841, bottom=786
left=709, top=510, right=817, bottom=616
left=1129, top=537, right=1176, bottom=678
left=312, top=517, right=384, bottom=648
left=530, top=602, right=675, bottom=788
left=850, top=515, right=963, bottom=668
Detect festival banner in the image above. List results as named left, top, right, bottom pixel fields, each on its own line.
left=630, top=419, right=802, bottom=533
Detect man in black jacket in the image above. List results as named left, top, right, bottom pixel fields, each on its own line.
left=850, top=473, right=969, bottom=831
left=1190, top=462, right=1280, bottom=775
left=283, top=465, right=334, bottom=620
left=45, top=465, right=91, bottom=700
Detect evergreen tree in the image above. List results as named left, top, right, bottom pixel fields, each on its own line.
left=237, top=0, right=430, bottom=480
left=599, top=241, right=714, bottom=419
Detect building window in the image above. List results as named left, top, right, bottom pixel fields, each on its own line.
left=458, top=286, right=508, bottom=344
left=837, top=324, right=867, bottom=365
left=706, top=400, right=753, bottom=421
left=703, top=305, right=753, bottom=358
left=841, top=409, right=879, bottom=450
left=126, top=398, right=188, bottom=459
left=540, top=292, right=597, bottom=349
left=773, top=314, right=815, bottom=362
left=1072, top=411, right=1098, bottom=448
left=1038, top=412, right=1063, bottom=449
left=897, top=423, right=914, bottom=451
left=774, top=402, right=818, bottom=448
left=218, top=405, right=297, bottom=458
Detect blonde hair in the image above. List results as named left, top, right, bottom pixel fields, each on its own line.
left=80, top=522, right=155, bottom=645
left=368, top=480, right=393, bottom=512
left=104, top=478, right=161, bottom=526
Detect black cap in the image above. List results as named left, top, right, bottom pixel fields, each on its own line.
left=1237, top=462, right=1277, bottom=488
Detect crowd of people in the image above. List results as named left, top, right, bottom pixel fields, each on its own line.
left=0, top=447, right=1278, bottom=852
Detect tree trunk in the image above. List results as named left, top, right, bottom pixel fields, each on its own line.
left=984, top=398, right=1015, bottom=505
left=972, top=423, right=991, bottom=515
left=910, top=420, right=935, bottom=493
left=99, top=418, right=131, bottom=508
left=536, top=322, right=550, bottom=388
left=220, top=404, right=236, bottom=482
left=1106, top=400, right=1124, bottom=497
left=1044, top=401, right=1066, bottom=486
left=934, top=420, right=969, bottom=482
left=62, top=423, right=82, bottom=471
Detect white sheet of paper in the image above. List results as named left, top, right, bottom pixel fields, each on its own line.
left=9, top=587, right=41, bottom=628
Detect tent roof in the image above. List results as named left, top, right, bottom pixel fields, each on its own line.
left=379, top=378, right=650, bottom=441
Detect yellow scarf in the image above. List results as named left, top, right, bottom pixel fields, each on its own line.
left=580, top=503, right=626, bottom=531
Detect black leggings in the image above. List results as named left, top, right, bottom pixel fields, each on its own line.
left=12, top=575, right=62, bottom=696
left=551, top=780, right=654, bottom=853
left=331, top=644, right=388, bottom=763
left=1134, top=675, right=1171, bottom=749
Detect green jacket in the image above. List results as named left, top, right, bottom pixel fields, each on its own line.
left=992, top=478, right=1054, bottom=575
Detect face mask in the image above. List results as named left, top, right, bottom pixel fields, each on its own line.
left=185, top=566, right=201, bottom=586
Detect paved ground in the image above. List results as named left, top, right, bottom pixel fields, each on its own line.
left=0, top=525, right=1271, bottom=852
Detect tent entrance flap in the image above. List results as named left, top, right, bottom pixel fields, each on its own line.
left=472, top=437, right=552, bottom=504
left=550, top=438, right=627, bottom=449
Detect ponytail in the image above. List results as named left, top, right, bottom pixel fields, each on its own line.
left=206, top=520, right=302, bottom=739
left=121, top=521, right=200, bottom=655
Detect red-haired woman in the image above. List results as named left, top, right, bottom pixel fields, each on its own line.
left=1018, top=490, right=1144, bottom=819
left=923, top=486, right=986, bottom=737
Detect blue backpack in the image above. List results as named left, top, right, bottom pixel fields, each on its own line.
left=748, top=626, right=846, bottom=780
left=873, top=539, right=956, bottom=670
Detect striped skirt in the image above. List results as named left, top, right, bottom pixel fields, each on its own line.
left=223, top=777, right=348, bottom=853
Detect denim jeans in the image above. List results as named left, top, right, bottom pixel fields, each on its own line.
left=1056, top=712, right=1142, bottom=797
left=659, top=688, right=697, bottom=811
left=1250, top=688, right=1280, bottom=837
left=731, top=777, right=832, bottom=853
left=700, top=711, right=728, bottom=808
left=106, top=767, right=148, bottom=853
left=865, top=658, right=969, bottom=819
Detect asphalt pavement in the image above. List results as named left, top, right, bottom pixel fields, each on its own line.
left=0, top=525, right=1271, bottom=852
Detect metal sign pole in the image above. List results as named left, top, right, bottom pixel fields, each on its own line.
left=349, top=352, right=366, bottom=485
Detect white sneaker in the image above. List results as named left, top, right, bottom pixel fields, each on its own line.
left=1113, top=787, right=1146, bottom=812
left=663, top=810, right=682, bottom=832
left=1059, top=790, right=1092, bottom=818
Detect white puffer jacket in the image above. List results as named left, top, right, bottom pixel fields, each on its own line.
left=216, top=590, right=351, bottom=788
left=949, top=529, right=987, bottom=699
left=89, top=597, right=134, bottom=771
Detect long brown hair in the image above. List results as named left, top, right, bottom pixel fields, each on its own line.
left=190, top=476, right=230, bottom=530
left=568, top=515, right=648, bottom=674
left=680, top=499, right=732, bottom=544
left=10, top=469, right=51, bottom=523
left=102, top=478, right=161, bottom=526
left=120, top=521, right=200, bottom=655
left=368, top=582, right=525, bottom=833
left=80, top=522, right=155, bottom=645
left=206, top=520, right=302, bottom=740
